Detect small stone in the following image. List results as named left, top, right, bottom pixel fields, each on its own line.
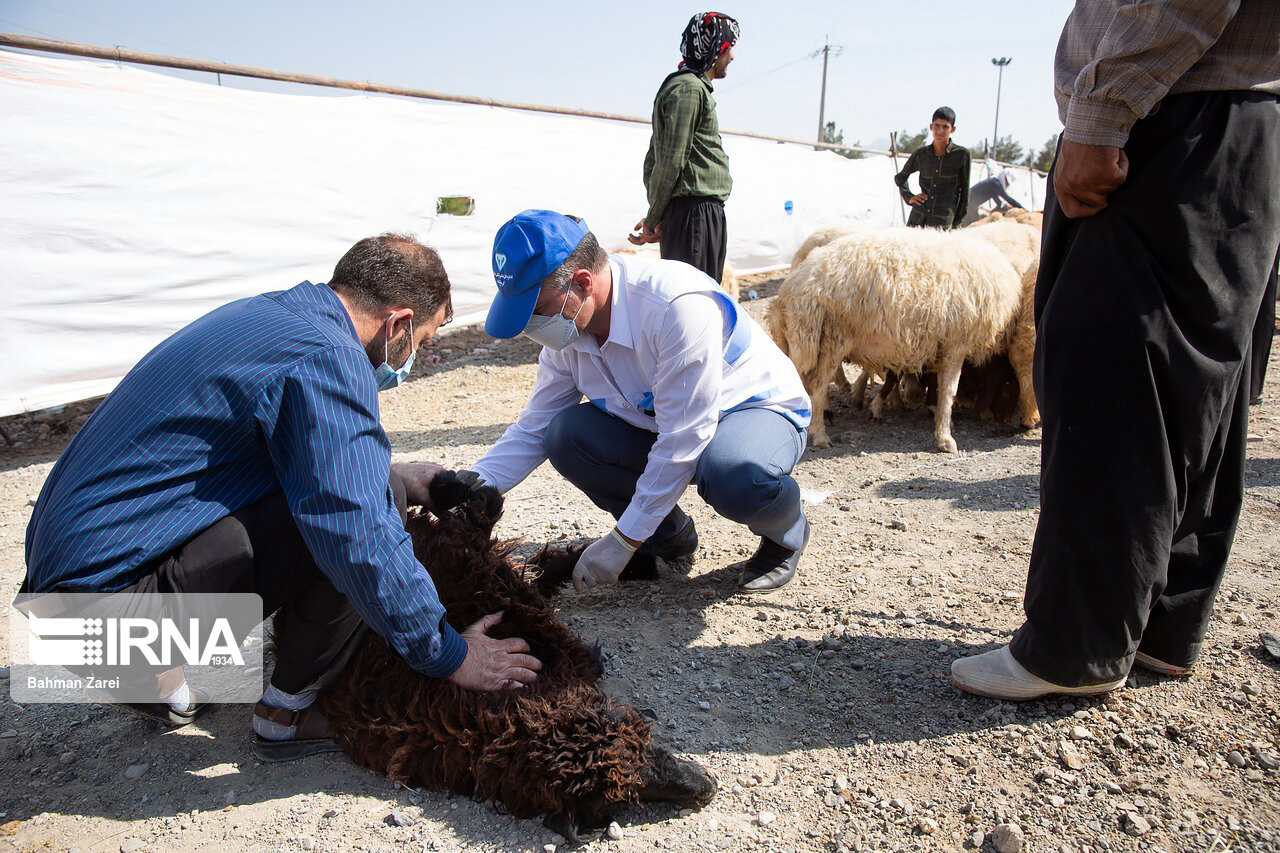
left=991, top=822, right=1025, bottom=853
left=59, top=752, right=76, bottom=765
left=696, top=701, right=711, bottom=711
left=0, top=730, right=16, bottom=739
left=917, top=818, right=938, bottom=835
left=119, top=839, right=145, bottom=853
left=888, top=519, right=907, bottom=531
left=1261, top=632, right=1280, bottom=661
left=1069, top=726, right=1092, bottom=741
left=970, top=830, right=986, bottom=848
left=386, top=810, right=413, bottom=827
left=1048, top=795, right=1066, bottom=808
left=298, top=838, right=316, bottom=852
left=1241, top=681, right=1260, bottom=697
left=889, top=798, right=913, bottom=813
left=1114, top=733, right=1135, bottom=749
left=756, top=811, right=775, bottom=826
left=544, top=846, right=557, bottom=853
left=606, top=821, right=623, bottom=840
left=322, top=809, right=338, bottom=819
left=753, top=611, right=768, bottom=621
left=1234, top=613, right=1252, bottom=626
left=1122, top=814, right=1151, bottom=837
left=124, top=764, right=147, bottom=780
left=1244, top=769, right=1264, bottom=782
left=1058, top=742, right=1086, bottom=770
left=1101, top=781, right=1123, bottom=794
left=1226, top=751, right=1247, bottom=768
left=824, top=791, right=842, bottom=808
left=1256, top=752, right=1278, bottom=771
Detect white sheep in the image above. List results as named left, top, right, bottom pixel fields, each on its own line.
left=767, top=226, right=1031, bottom=452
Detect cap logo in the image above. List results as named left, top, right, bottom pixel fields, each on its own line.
left=494, top=252, right=507, bottom=271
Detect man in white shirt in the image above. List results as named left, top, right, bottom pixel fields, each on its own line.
left=471, top=210, right=812, bottom=593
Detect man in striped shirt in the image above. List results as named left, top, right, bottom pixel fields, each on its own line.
left=629, top=11, right=738, bottom=284
left=22, top=234, right=541, bottom=760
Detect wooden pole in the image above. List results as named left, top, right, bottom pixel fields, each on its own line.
left=889, top=131, right=907, bottom=226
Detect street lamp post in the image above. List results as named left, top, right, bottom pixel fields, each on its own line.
left=991, top=57, right=1012, bottom=159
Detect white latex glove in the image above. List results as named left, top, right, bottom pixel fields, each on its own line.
left=572, top=530, right=637, bottom=592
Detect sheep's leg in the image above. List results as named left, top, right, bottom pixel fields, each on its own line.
left=933, top=355, right=964, bottom=453
left=869, top=370, right=900, bottom=421
left=1008, top=331, right=1041, bottom=427
left=849, top=367, right=870, bottom=409
left=805, top=342, right=845, bottom=448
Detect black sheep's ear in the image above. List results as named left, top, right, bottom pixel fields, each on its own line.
left=427, top=469, right=479, bottom=515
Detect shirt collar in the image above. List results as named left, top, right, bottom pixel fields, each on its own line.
left=602, top=256, right=635, bottom=351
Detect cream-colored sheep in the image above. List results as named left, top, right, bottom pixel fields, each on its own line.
left=790, top=224, right=863, bottom=269
left=968, top=208, right=1044, bottom=229
left=613, top=246, right=737, bottom=300
left=768, top=227, right=1031, bottom=452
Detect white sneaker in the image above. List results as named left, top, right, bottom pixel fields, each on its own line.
left=951, top=645, right=1127, bottom=701
left=1132, top=651, right=1193, bottom=677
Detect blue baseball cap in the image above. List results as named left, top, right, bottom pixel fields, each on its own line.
left=485, top=210, right=590, bottom=339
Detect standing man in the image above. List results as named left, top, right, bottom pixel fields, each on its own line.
left=893, top=107, right=972, bottom=229
left=952, top=2, right=1279, bottom=700
left=22, top=234, right=541, bottom=758
left=630, top=11, right=739, bottom=284
left=476, top=210, right=812, bottom=593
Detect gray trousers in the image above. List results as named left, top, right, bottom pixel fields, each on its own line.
left=544, top=403, right=808, bottom=551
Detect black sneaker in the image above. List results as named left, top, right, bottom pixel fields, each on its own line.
left=649, top=517, right=699, bottom=563
left=736, top=520, right=809, bottom=593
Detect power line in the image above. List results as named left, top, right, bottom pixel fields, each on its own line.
left=718, top=51, right=813, bottom=92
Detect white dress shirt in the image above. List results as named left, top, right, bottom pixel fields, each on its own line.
left=473, top=253, right=810, bottom=541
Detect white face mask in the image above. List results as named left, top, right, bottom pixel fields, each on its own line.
left=374, top=316, right=416, bottom=391
left=522, top=287, right=583, bottom=351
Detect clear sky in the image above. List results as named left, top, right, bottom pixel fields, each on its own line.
left=0, top=0, right=1076, bottom=157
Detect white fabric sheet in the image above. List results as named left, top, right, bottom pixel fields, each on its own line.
left=0, top=50, right=1045, bottom=414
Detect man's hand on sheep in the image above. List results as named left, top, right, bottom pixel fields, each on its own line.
left=628, top=220, right=663, bottom=246
left=572, top=529, right=639, bottom=592
left=448, top=612, right=542, bottom=692
left=1054, top=139, right=1129, bottom=218
left=392, top=461, right=446, bottom=508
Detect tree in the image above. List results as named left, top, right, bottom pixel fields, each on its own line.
left=821, top=121, right=866, bottom=159
left=974, top=134, right=1025, bottom=164
left=1023, top=135, right=1059, bottom=171
left=894, top=127, right=928, bottom=153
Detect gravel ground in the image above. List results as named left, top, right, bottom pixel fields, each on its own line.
left=1, top=272, right=1277, bottom=853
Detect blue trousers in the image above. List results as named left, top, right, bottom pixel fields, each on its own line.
left=544, top=403, right=808, bottom=550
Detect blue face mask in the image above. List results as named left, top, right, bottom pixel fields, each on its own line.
left=374, top=317, right=416, bottom=392
left=522, top=287, right=583, bottom=351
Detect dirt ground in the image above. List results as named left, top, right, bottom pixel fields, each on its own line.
left=1, top=272, right=1277, bottom=853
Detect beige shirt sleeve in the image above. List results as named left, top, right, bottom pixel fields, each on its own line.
left=1061, top=0, right=1240, bottom=147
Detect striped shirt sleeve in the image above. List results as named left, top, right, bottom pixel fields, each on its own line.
left=257, top=346, right=466, bottom=678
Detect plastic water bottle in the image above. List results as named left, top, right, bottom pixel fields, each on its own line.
left=747, top=289, right=759, bottom=300
left=784, top=200, right=794, bottom=215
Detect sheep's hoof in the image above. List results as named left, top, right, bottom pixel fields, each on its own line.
left=542, top=813, right=584, bottom=845
left=810, top=434, right=833, bottom=449
left=936, top=436, right=958, bottom=453
left=638, top=743, right=718, bottom=809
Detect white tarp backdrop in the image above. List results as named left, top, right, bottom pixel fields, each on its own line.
left=0, top=50, right=1045, bottom=415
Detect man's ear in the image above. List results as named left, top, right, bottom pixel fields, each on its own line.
left=571, top=268, right=595, bottom=297
left=384, top=307, right=414, bottom=339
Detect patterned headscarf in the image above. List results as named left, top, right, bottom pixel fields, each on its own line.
left=678, top=12, right=740, bottom=74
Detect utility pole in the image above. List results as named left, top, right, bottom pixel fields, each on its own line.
left=991, top=56, right=1012, bottom=159
left=812, top=37, right=843, bottom=148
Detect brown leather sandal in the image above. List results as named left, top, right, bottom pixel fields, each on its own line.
left=250, top=701, right=343, bottom=763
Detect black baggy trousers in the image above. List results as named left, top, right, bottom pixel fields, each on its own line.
left=660, top=195, right=728, bottom=284
left=1250, top=246, right=1277, bottom=402
left=119, top=472, right=408, bottom=695
left=1010, top=91, right=1280, bottom=686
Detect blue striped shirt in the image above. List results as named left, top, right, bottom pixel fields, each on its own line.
left=24, top=282, right=466, bottom=678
